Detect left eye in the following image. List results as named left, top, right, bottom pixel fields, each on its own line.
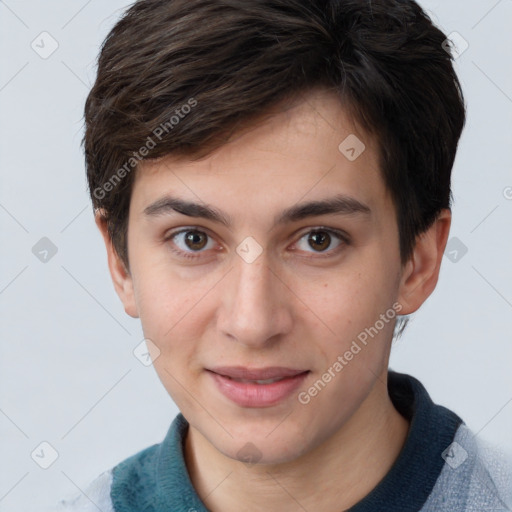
left=294, top=228, right=347, bottom=255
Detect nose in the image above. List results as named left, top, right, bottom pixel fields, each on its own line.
left=217, top=251, right=293, bottom=349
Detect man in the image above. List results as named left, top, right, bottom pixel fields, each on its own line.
left=55, top=1, right=512, bottom=510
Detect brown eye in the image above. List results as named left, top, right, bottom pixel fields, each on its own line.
left=165, top=228, right=215, bottom=259
left=183, top=230, right=208, bottom=251
left=294, top=228, right=348, bottom=257
left=307, top=230, right=331, bottom=252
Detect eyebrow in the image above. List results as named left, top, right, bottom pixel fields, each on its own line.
left=143, top=193, right=371, bottom=227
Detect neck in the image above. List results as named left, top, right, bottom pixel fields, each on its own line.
left=184, top=369, right=410, bottom=512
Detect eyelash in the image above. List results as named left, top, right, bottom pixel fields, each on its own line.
left=163, top=226, right=350, bottom=261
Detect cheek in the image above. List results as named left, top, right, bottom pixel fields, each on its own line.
left=307, top=263, right=397, bottom=331
left=139, top=282, right=206, bottom=412
left=131, top=265, right=198, bottom=360
left=301, top=263, right=400, bottom=379
left=130, top=246, right=187, bottom=323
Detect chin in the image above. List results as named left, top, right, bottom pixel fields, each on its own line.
left=214, top=424, right=318, bottom=467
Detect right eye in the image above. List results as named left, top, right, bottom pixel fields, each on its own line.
left=164, top=228, right=218, bottom=259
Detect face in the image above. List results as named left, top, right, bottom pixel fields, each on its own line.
left=105, top=89, right=435, bottom=465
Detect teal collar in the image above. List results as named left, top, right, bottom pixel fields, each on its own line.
left=111, top=371, right=462, bottom=512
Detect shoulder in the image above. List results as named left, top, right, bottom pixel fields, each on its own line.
left=421, top=423, right=512, bottom=511
left=50, top=469, right=115, bottom=512
left=48, top=442, right=162, bottom=512
left=49, top=416, right=187, bottom=512
left=109, top=440, right=162, bottom=504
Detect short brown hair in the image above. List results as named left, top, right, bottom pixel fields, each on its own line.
left=84, top=0, right=466, bottom=271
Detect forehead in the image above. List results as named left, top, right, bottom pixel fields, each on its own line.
left=130, top=89, right=388, bottom=220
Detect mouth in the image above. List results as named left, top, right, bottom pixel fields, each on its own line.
left=208, top=366, right=309, bottom=380
left=206, top=366, right=310, bottom=407
left=223, top=376, right=293, bottom=384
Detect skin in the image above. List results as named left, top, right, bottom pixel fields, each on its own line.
left=96, top=88, right=451, bottom=512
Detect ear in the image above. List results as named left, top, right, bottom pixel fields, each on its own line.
left=94, top=209, right=139, bottom=318
left=397, top=209, right=451, bottom=315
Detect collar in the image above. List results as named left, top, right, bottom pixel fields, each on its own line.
left=347, top=371, right=463, bottom=511
left=111, top=370, right=463, bottom=512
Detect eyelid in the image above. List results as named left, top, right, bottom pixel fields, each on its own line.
left=163, top=225, right=213, bottom=241
left=294, top=225, right=350, bottom=243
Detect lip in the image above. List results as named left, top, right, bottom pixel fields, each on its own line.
left=209, top=366, right=308, bottom=380
left=207, top=367, right=310, bottom=407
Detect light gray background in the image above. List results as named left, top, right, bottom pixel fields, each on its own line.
left=0, top=1, right=511, bottom=511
